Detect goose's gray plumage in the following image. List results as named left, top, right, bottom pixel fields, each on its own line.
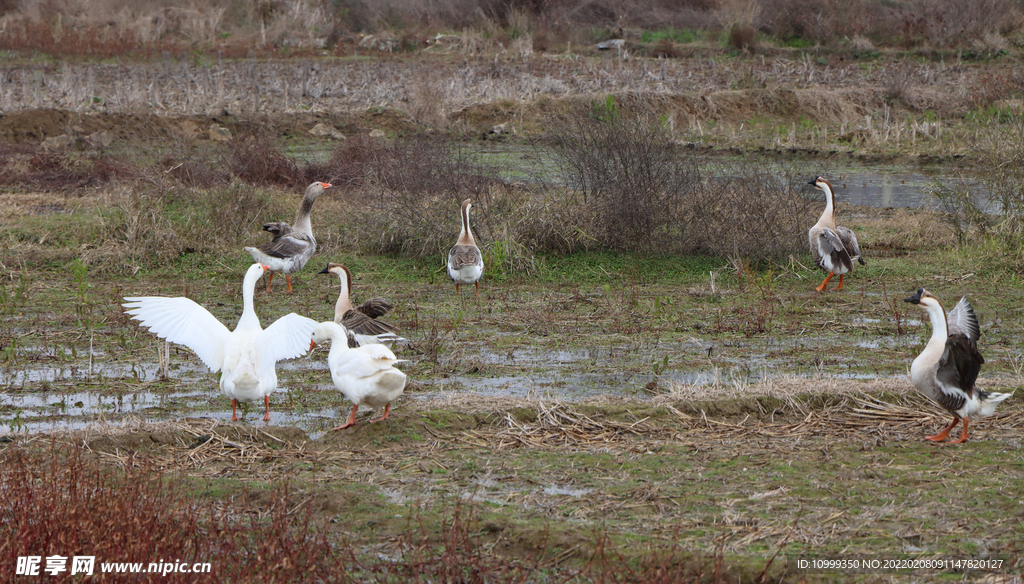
left=245, top=181, right=332, bottom=293
left=807, top=176, right=864, bottom=292
left=904, top=288, right=1013, bottom=443
left=320, top=263, right=405, bottom=349
left=447, top=198, right=484, bottom=296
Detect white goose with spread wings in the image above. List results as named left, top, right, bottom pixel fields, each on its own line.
left=245, top=181, right=332, bottom=293
left=447, top=198, right=484, bottom=296
left=904, top=288, right=1013, bottom=443
left=123, top=263, right=318, bottom=421
left=807, top=176, right=865, bottom=292
left=310, top=321, right=408, bottom=431
left=320, top=262, right=405, bottom=348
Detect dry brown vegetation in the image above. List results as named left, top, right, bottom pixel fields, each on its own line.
left=1, top=0, right=1022, bottom=58
left=0, top=111, right=816, bottom=274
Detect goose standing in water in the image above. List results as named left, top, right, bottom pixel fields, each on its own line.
left=807, top=176, right=865, bottom=292
left=310, top=321, right=408, bottom=430
left=123, top=263, right=318, bottom=422
left=904, top=288, right=1013, bottom=443
left=245, top=181, right=332, bottom=293
left=447, top=198, right=484, bottom=296
left=320, top=262, right=405, bottom=348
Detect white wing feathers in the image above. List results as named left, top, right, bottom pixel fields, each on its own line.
left=122, top=296, right=231, bottom=371
left=259, top=314, right=319, bottom=363
left=947, top=297, right=981, bottom=341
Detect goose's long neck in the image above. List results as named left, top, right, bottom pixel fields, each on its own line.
left=335, top=273, right=353, bottom=314
left=922, top=300, right=949, bottom=348
left=238, top=269, right=263, bottom=329
left=293, top=191, right=318, bottom=235
left=327, top=325, right=350, bottom=357
left=816, top=184, right=835, bottom=226
left=458, top=205, right=475, bottom=245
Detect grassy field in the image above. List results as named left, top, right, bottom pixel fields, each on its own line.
left=4, top=3, right=1024, bottom=579
left=2, top=194, right=1024, bottom=581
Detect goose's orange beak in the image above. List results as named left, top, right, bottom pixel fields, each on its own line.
left=309, top=340, right=317, bottom=351
left=321, top=182, right=333, bottom=189
left=261, top=264, right=271, bottom=271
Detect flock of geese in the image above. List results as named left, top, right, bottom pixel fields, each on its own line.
left=123, top=183, right=483, bottom=430
left=122, top=177, right=1012, bottom=442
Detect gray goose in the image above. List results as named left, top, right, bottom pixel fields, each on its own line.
left=904, top=288, right=1013, bottom=443
left=807, top=176, right=864, bottom=292
left=244, top=181, right=332, bottom=293
left=446, top=198, right=485, bottom=296
left=320, top=263, right=404, bottom=348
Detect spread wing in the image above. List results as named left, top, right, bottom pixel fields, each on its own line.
left=935, top=333, right=984, bottom=404
left=341, top=309, right=397, bottom=335
left=812, top=227, right=853, bottom=273
left=254, top=234, right=313, bottom=259
left=946, top=297, right=981, bottom=341
left=122, top=296, right=230, bottom=372
left=357, top=297, right=393, bottom=319
left=448, top=244, right=482, bottom=270
left=258, top=313, right=319, bottom=363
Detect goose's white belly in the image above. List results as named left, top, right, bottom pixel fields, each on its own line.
left=219, top=336, right=276, bottom=403
left=448, top=263, right=484, bottom=285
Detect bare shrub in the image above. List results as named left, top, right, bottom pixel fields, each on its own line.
left=162, top=152, right=231, bottom=190
left=226, top=133, right=301, bottom=187
left=551, top=102, right=696, bottom=252
left=551, top=100, right=814, bottom=259
left=324, top=134, right=392, bottom=190
left=676, top=160, right=816, bottom=258
left=192, top=181, right=288, bottom=246
left=406, top=77, right=448, bottom=129
left=650, top=39, right=681, bottom=58
left=356, top=136, right=506, bottom=256
left=728, top=24, right=756, bottom=50
left=0, top=145, right=87, bottom=191
left=87, top=181, right=186, bottom=271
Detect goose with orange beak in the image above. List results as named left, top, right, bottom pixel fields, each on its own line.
left=309, top=321, right=407, bottom=430
left=245, top=181, right=332, bottom=293
left=123, top=263, right=318, bottom=422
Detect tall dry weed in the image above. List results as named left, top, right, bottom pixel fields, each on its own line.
left=551, top=100, right=814, bottom=259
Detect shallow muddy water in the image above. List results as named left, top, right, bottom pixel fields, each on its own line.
left=0, top=321, right=920, bottom=438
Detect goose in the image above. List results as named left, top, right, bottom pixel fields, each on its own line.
left=309, top=321, right=408, bottom=430
left=244, top=181, right=332, bottom=293
left=807, top=176, right=865, bottom=292
left=904, top=288, right=1013, bottom=443
left=122, top=263, right=318, bottom=422
left=320, top=262, right=405, bottom=348
left=447, top=198, right=484, bottom=296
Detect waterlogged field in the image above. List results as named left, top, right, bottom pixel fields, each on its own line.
left=2, top=199, right=1024, bottom=581
left=4, top=24, right=1024, bottom=580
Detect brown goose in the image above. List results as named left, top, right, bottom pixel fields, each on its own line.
left=446, top=198, right=484, bottom=296
left=904, top=288, right=1013, bottom=443
left=320, top=263, right=404, bottom=348
left=244, top=181, right=332, bottom=293
left=807, top=176, right=864, bottom=292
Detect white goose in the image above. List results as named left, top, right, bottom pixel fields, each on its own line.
left=123, top=263, right=318, bottom=422
left=320, top=262, right=405, bottom=348
left=808, top=176, right=865, bottom=292
left=904, top=288, right=1013, bottom=443
left=447, top=198, right=484, bottom=296
left=245, top=181, right=332, bottom=293
left=309, top=321, right=408, bottom=430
